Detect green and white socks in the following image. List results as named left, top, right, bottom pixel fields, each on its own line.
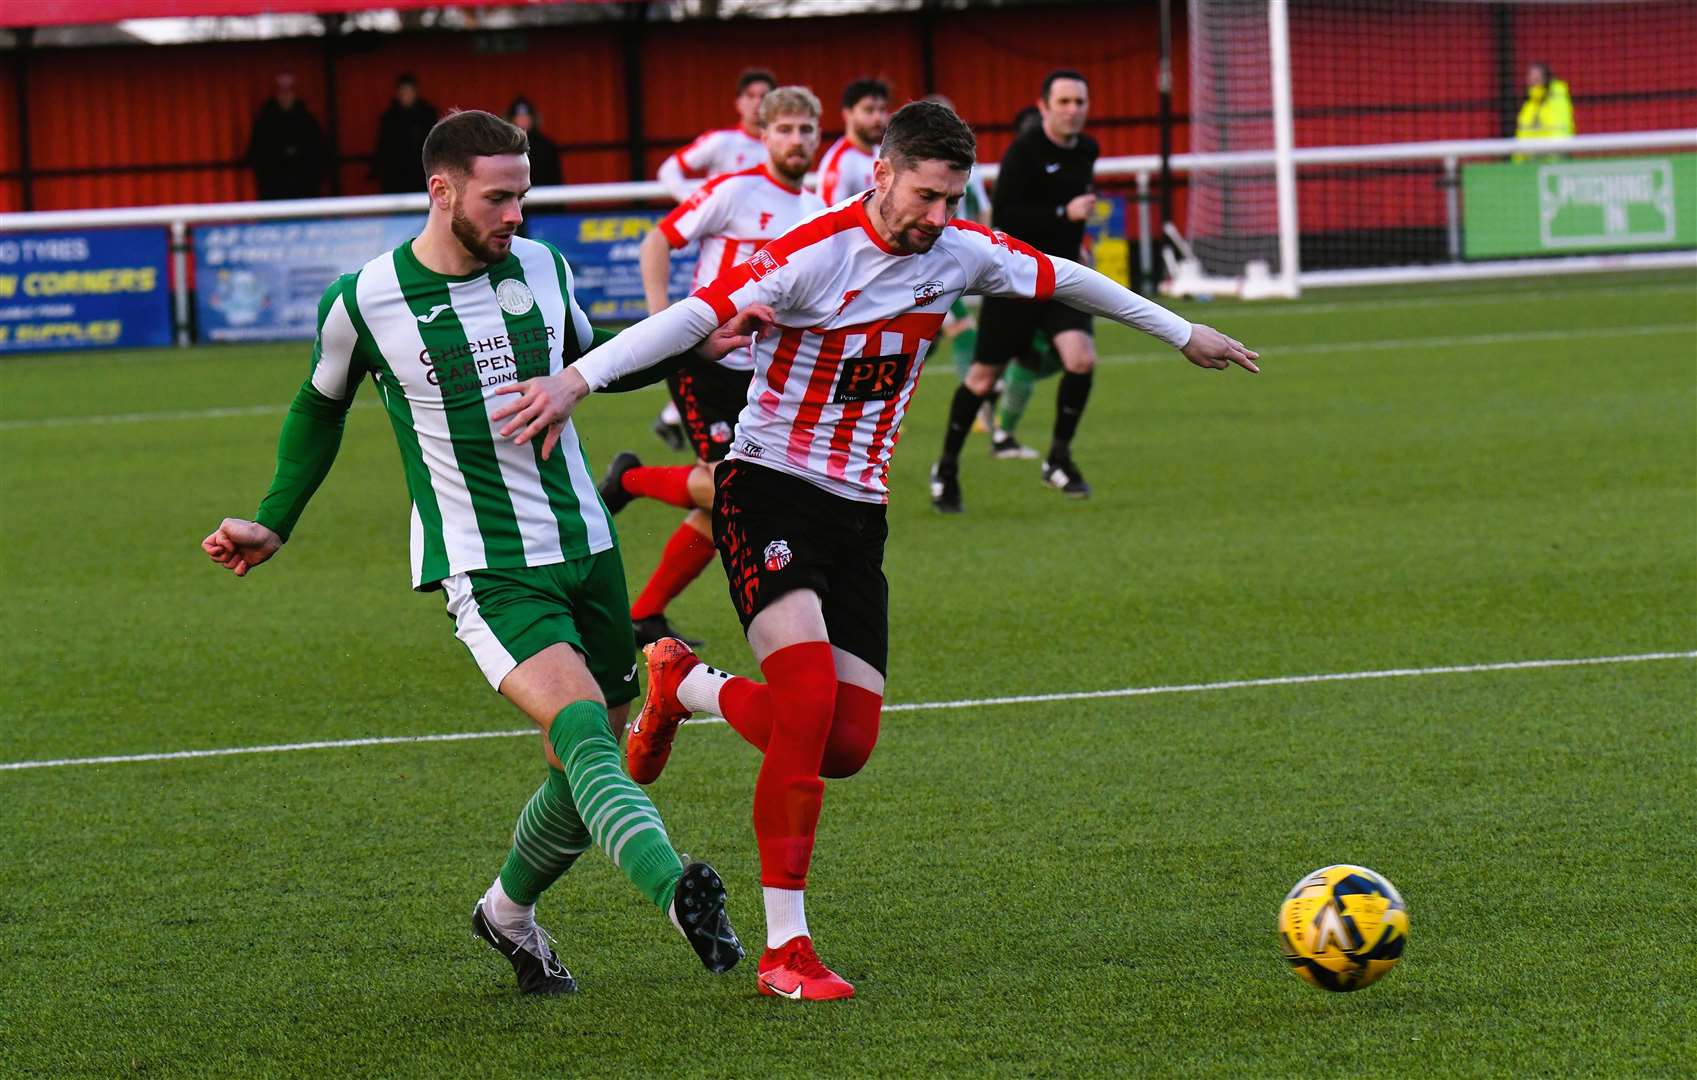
left=487, top=700, right=686, bottom=930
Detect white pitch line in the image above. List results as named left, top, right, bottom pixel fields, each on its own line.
left=3, top=650, right=1691, bottom=773
left=0, top=401, right=376, bottom=432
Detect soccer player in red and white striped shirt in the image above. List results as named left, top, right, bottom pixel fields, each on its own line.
left=604, top=86, right=827, bottom=648
left=656, top=68, right=776, bottom=202
left=492, top=101, right=1258, bottom=1001
left=816, top=77, right=888, bottom=205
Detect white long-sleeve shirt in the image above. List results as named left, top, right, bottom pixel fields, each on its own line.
left=577, top=193, right=1191, bottom=504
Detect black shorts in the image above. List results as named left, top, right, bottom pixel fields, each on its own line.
left=667, top=362, right=752, bottom=462
left=712, top=459, right=890, bottom=676
left=975, top=297, right=1092, bottom=371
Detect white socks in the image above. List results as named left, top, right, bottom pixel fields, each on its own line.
left=483, top=877, right=534, bottom=932
left=678, top=663, right=733, bottom=715
left=763, top=887, right=809, bottom=949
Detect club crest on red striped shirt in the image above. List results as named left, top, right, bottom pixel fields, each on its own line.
left=748, top=249, right=781, bottom=280
left=912, top=280, right=944, bottom=306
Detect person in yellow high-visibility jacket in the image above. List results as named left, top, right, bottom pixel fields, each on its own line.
left=1514, top=62, right=1575, bottom=162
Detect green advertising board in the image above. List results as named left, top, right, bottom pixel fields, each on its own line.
left=1461, top=153, right=1696, bottom=260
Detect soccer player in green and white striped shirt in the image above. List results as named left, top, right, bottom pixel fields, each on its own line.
left=202, top=110, right=766, bottom=994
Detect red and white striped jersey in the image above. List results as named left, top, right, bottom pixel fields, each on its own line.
left=657, top=127, right=766, bottom=201
left=694, top=197, right=1054, bottom=503
left=817, top=137, right=878, bottom=205
left=656, top=165, right=827, bottom=371
left=576, top=195, right=1191, bottom=506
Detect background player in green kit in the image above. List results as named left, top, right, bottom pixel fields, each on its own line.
left=201, top=110, right=765, bottom=995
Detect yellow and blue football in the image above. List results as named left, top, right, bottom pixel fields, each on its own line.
left=1278, top=864, right=1408, bottom=992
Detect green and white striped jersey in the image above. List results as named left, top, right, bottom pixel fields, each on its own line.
left=310, top=235, right=614, bottom=589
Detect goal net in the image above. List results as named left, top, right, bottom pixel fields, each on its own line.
left=1179, top=0, right=1697, bottom=294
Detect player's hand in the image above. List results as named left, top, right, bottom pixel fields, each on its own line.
left=202, top=518, right=282, bottom=578
left=1180, top=323, right=1260, bottom=373
left=492, top=367, right=591, bottom=460
left=695, top=303, right=775, bottom=361
left=1065, top=193, right=1098, bottom=222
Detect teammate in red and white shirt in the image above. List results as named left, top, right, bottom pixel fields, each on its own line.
left=602, top=86, right=827, bottom=648
left=491, top=102, right=1257, bottom=1001
left=656, top=68, right=776, bottom=202
left=816, top=77, right=888, bottom=205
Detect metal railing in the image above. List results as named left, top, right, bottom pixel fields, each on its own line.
left=1, top=127, right=1691, bottom=343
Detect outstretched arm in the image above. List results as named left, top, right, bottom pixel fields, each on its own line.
left=201, top=381, right=350, bottom=576
left=1049, top=257, right=1258, bottom=371
left=491, top=300, right=773, bottom=458
left=203, top=276, right=366, bottom=577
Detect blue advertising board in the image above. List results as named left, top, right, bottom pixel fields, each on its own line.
left=526, top=212, right=697, bottom=322
left=195, top=215, right=423, bottom=343
left=193, top=211, right=697, bottom=343
left=0, top=227, right=172, bottom=353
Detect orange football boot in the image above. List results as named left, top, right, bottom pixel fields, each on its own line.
left=626, top=637, right=700, bottom=784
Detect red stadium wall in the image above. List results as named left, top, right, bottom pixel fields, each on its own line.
left=2, top=0, right=1693, bottom=236
left=4, top=3, right=1176, bottom=214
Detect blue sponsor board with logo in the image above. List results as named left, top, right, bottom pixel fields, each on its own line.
left=525, top=212, right=697, bottom=323
left=194, top=215, right=423, bottom=343
left=0, top=227, right=172, bottom=353
left=193, top=212, right=695, bottom=343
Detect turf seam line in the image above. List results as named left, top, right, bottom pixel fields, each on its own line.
left=4, top=650, right=1691, bottom=772
left=4, top=321, right=1691, bottom=432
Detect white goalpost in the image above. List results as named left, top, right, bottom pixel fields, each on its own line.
left=1172, top=0, right=1697, bottom=298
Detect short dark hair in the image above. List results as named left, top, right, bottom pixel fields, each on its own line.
left=842, top=77, right=890, bottom=110
left=1041, top=69, right=1088, bottom=101
left=396, top=72, right=418, bottom=88
left=880, top=100, right=975, bottom=173
left=738, top=67, right=777, bottom=94
left=422, top=109, right=529, bottom=181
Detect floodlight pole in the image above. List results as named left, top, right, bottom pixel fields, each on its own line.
left=322, top=13, right=343, bottom=196
left=16, top=27, right=33, bottom=211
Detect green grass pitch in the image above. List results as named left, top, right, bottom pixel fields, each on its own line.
left=2, top=270, right=1693, bottom=1077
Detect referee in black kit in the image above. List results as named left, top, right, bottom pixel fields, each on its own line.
left=932, top=69, right=1101, bottom=511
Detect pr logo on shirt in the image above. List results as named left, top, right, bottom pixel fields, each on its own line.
left=747, top=249, right=781, bottom=281
left=912, top=280, right=944, bottom=307
left=763, top=540, right=793, bottom=572
left=834, top=352, right=914, bottom=403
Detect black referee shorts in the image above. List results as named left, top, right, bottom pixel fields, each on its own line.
left=711, top=459, right=890, bottom=676
left=974, top=297, right=1092, bottom=371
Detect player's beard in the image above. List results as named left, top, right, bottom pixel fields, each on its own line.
left=773, top=150, right=810, bottom=184
left=878, top=198, right=941, bottom=254
left=451, top=202, right=513, bottom=266
left=855, top=120, right=887, bottom=146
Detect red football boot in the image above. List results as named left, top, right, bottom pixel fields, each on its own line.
left=626, top=637, right=700, bottom=784
left=757, top=936, right=855, bottom=1001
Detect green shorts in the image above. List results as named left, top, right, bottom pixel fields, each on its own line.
left=440, top=548, right=639, bottom=707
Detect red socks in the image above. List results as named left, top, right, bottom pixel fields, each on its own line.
left=820, top=682, right=881, bottom=779
left=621, top=465, right=697, bottom=509
left=720, top=672, right=773, bottom=749
left=722, top=670, right=883, bottom=777
left=719, top=649, right=885, bottom=888
left=751, top=642, right=837, bottom=889
left=629, top=523, right=716, bottom=621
